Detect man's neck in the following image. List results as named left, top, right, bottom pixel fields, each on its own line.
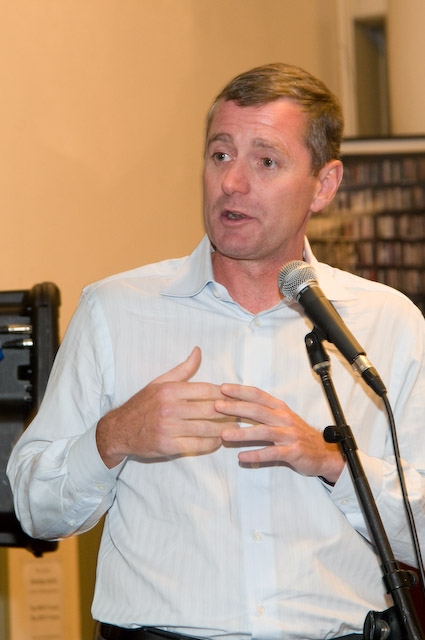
left=211, top=251, right=299, bottom=315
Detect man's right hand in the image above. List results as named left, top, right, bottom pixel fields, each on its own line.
left=96, top=347, right=238, bottom=468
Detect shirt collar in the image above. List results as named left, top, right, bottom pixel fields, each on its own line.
left=162, top=234, right=358, bottom=303
left=162, top=235, right=215, bottom=298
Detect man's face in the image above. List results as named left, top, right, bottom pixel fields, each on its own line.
left=203, top=99, right=328, bottom=269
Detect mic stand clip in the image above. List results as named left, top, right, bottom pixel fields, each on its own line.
left=305, top=329, right=424, bottom=640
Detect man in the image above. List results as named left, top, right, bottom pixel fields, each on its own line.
left=7, top=63, right=425, bottom=640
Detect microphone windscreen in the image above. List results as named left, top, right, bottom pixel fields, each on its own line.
left=278, top=261, right=318, bottom=300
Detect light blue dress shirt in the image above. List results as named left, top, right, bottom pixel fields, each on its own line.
left=7, top=235, right=425, bottom=639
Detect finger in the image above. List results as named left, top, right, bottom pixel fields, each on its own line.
left=237, top=446, right=283, bottom=464
left=237, top=442, right=344, bottom=479
left=172, top=436, right=223, bottom=456
left=177, top=399, right=238, bottom=421
left=151, top=381, right=238, bottom=410
left=221, top=424, right=277, bottom=443
left=154, top=347, right=202, bottom=384
left=215, top=398, right=283, bottom=425
left=177, top=418, right=239, bottom=438
left=220, top=383, right=285, bottom=410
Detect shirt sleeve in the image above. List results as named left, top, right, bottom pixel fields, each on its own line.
left=328, top=302, right=425, bottom=567
left=7, top=287, right=123, bottom=540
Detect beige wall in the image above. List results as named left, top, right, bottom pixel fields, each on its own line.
left=0, top=0, right=339, bottom=331
left=0, top=2, right=339, bottom=638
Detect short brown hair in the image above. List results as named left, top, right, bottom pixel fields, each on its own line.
left=206, top=62, right=344, bottom=175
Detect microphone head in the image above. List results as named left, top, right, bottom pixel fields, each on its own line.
left=278, top=261, right=318, bottom=300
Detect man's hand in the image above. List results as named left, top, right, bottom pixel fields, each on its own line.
left=96, top=347, right=238, bottom=468
left=218, top=383, right=345, bottom=484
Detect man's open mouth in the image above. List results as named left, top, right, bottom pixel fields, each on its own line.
left=225, top=211, right=247, bottom=220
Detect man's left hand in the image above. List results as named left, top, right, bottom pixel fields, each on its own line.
left=218, top=383, right=345, bottom=484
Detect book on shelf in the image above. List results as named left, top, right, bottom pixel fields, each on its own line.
left=307, top=136, right=425, bottom=314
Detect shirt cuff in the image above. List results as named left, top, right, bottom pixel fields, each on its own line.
left=67, top=424, right=125, bottom=495
left=330, top=451, right=385, bottom=513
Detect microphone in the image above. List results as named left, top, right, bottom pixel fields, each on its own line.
left=278, top=261, right=387, bottom=397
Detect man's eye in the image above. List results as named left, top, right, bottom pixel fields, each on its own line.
left=262, top=157, right=277, bottom=168
left=213, top=152, right=230, bottom=162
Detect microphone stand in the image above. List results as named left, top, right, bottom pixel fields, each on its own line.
left=305, top=329, right=424, bottom=640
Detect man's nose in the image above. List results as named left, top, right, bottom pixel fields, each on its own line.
left=221, top=160, right=250, bottom=195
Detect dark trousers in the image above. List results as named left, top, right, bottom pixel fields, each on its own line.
left=96, top=623, right=363, bottom=640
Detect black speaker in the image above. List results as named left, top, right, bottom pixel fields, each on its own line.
left=0, top=282, right=60, bottom=556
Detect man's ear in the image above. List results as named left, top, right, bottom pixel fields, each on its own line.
left=310, top=160, right=343, bottom=213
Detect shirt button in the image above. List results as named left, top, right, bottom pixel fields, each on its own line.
left=213, top=289, right=220, bottom=298
left=96, top=483, right=106, bottom=491
left=340, top=497, right=350, bottom=505
left=253, top=530, right=263, bottom=542
left=254, top=318, right=261, bottom=328
left=257, top=605, right=265, bottom=616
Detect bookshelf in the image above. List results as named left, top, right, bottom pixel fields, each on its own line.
left=307, top=137, right=425, bottom=314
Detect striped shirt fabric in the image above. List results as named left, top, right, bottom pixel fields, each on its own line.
left=7, top=235, right=425, bottom=639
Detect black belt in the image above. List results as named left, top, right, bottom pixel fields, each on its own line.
left=99, top=625, right=203, bottom=640
left=99, top=623, right=363, bottom=640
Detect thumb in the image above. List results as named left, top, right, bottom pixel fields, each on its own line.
left=153, top=346, right=202, bottom=384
